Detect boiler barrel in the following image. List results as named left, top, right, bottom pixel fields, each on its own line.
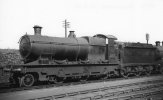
left=19, top=35, right=89, bottom=62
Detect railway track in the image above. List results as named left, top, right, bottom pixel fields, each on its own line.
left=39, top=79, right=163, bottom=100
left=0, top=74, right=161, bottom=93
left=49, top=81, right=163, bottom=100
left=0, top=75, right=163, bottom=100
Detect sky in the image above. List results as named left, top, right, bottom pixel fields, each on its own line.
left=0, top=0, right=163, bottom=49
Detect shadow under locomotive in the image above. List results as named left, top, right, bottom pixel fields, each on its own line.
left=5, top=25, right=163, bottom=87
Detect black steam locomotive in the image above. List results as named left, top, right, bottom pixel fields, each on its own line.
left=9, top=25, right=163, bottom=87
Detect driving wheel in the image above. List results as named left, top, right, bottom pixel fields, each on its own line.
left=22, top=74, right=35, bottom=87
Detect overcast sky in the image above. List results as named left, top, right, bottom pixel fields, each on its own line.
left=0, top=0, right=163, bottom=49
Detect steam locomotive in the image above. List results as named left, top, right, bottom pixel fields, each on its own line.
left=8, top=25, right=163, bottom=87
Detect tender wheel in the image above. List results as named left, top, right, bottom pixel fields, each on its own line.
left=22, top=74, right=35, bottom=87
left=144, top=66, right=152, bottom=76
left=160, top=66, right=163, bottom=74
left=120, top=69, right=129, bottom=78
left=135, top=71, right=141, bottom=77
left=134, top=67, right=142, bottom=77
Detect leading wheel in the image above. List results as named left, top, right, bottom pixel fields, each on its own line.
left=22, top=74, right=35, bottom=87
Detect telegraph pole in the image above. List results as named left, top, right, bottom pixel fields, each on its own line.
left=63, top=19, right=70, bottom=38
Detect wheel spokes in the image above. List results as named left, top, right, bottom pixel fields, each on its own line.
left=22, top=74, right=35, bottom=87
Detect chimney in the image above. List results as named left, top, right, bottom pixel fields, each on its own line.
left=68, top=31, right=76, bottom=38
left=33, top=25, right=42, bottom=35
left=155, top=41, right=160, bottom=46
